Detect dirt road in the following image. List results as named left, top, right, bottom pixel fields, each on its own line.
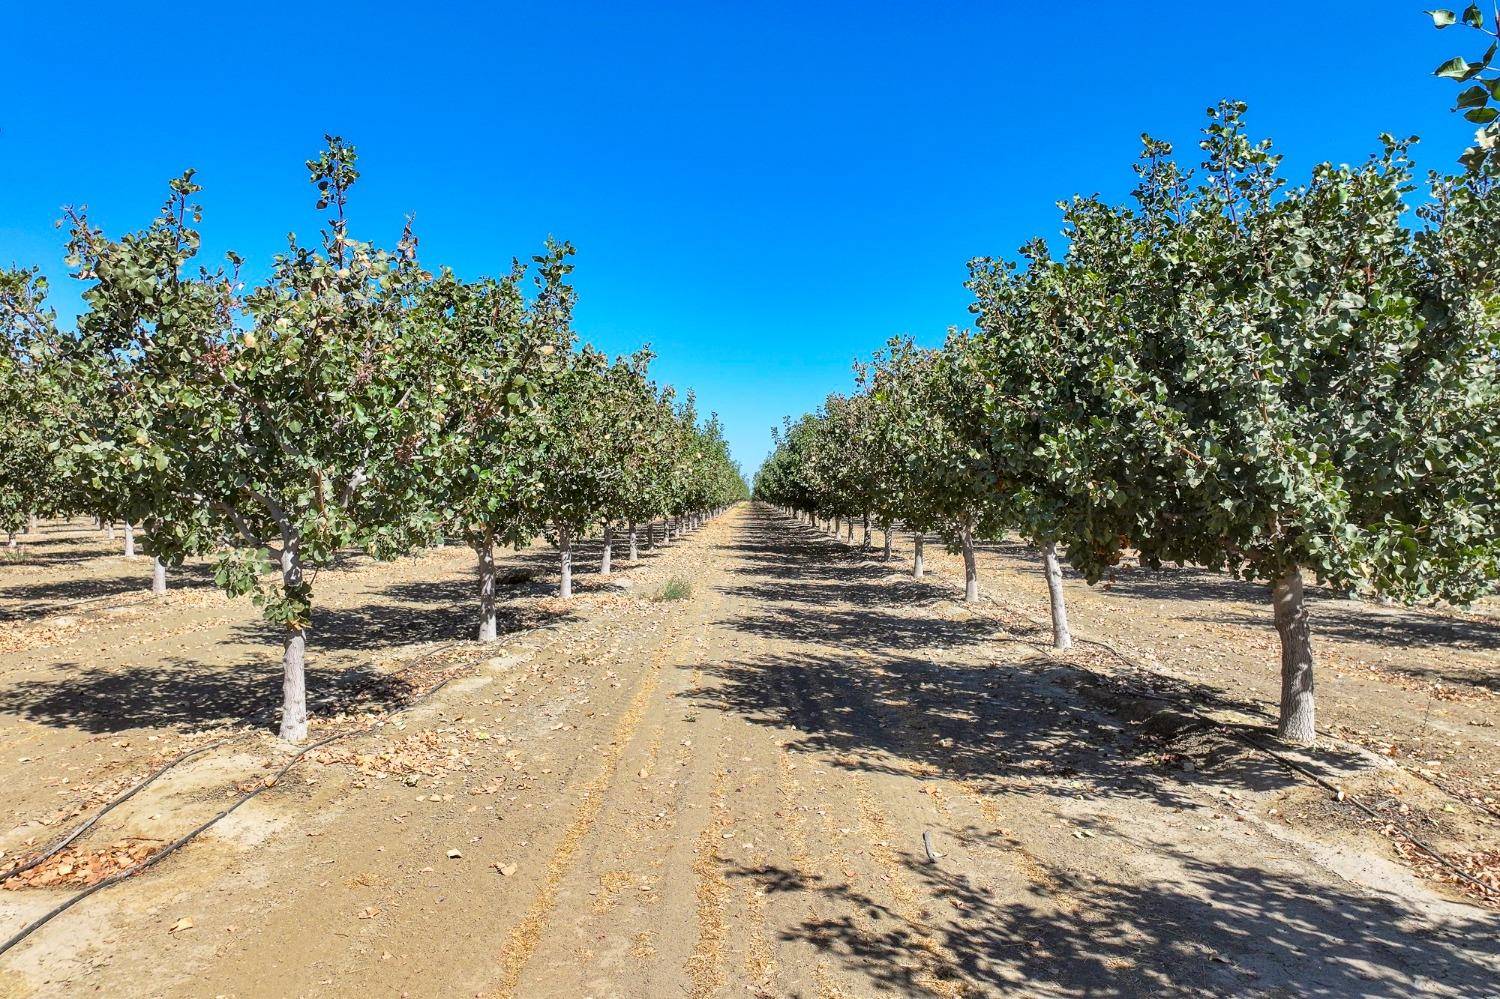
left=1, top=505, right=1496, bottom=997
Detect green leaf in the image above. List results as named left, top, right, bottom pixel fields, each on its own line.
left=1463, top=105, right=1499, bottom=122
left=1434, top=56, right=1472, bottom=79
left=1457, top=84, right=1491, bottom=107
left=1462, top=3, right=1483, bottom=27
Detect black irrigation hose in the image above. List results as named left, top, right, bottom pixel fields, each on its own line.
left=0, top=671, right=465, bottom=960
left=0, top=740, right=235, bottom=883
left=2, top=633, right=482, bottom=884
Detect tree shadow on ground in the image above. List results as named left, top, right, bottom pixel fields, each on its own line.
left=693, top=512, right=1373, bottom=811
left=1188, top=605, right=1500, bottom=680
left=700, top=510, right=1498, bottom=996
left=225, top=575, right=578, bottom=654
left=969, top=532, right=1500, bottom=658
left=0, top=563, right=218, bottom=620
left=0, top=655, right=426, bottom=734
left=723, top=838, right=1498, bottom=997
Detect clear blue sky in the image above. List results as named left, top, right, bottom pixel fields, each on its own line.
left=0, top=2, right=1478, bottom=476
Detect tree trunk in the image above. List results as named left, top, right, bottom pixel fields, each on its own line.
left=1272, top=568, right=1316, bottom=744
left=152, top=557, right=168, bottom=595
left=648, top=520, right=657, bottom=550
left=913, top=533, right=925, bottom=578
left=861, top=513, right=871, bottom=551
left=279, top=538, right=309, bottom=743
left=882, top=523, right=892, bottom=562
left=559, top=526, right=574, bottom=598
left=960, top=524, right=978, bottom=602
left=600, top=525, right=613, bottom=576
left=476, top=534, right=497, bottom=642
left=27, top=513, right=36, bottom=535
left=629, top=523, right=639, bottom=561
left=123, top=522, right=137, bottom=558
left=846, top=520, right=854, bottom=542
left=5, top=531, right=14, bottom=550
left=106, top=521, right=116, bottom=542
left=833, top=515, right=839, bottom=536
left=1043, top=541, right=1072, bottom=651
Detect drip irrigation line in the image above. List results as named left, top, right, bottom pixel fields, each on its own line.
left=0, top=740, right=234, bottom=883
left=2, top=634, right=483, bottom=888
left=0, top=671, right=464, bottom=960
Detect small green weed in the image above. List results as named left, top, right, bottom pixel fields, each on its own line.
left=657, top=577, right=692, bottom=601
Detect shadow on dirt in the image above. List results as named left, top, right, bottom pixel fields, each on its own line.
left=696, top=508, right=1499, bottom=995
left=694, top=509, right=1367, bottom=807
left=0, top=563, right=218, bottom=620
left=0, top=573, right=574, bottom=736
left=723, top=838, right=1497, bottom=997
left=0, top=656, right=425, bottom=733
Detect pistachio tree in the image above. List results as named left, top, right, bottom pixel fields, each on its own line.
left=0, top=270, right=68, bottom=548
left=420, top=252, right=567, bottom=640
left=1010, top=106, right=1500, bottom=742
left=67, top=138, right=451, bottom=742
left=866, top=338, right=964, bottom=579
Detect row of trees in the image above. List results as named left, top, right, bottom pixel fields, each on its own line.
left=756, top=100, right=1499, bottom=745
left=0, top=138, right=746, bottom=741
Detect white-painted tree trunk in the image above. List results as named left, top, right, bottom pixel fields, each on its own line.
left=279, top=538, right=308, bottom=743
left=629, top=523, right=639, bottom=561
left=477, top=535, right=497, bottom=642
left=5, top=532, right=14, bottom=550
left=123, top=522, right=137, bottom=558
left=152, top=557, right=168, bottom=595
left=1272, top=568, right=1316, bottom=744
left=1043, top=541, right=1072, bottom=651
left=106, top=521, right=116, bottom=541
left=912, top=533, right=924, bottom=578
left=960, top=524, right=978, bottom=602
left=600, top=525, right=613, bottom=576
left=27, top=513, right=36, bottom=535
left=559, top=526, right=574, bottom=598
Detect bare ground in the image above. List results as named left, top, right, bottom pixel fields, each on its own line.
left=0, top=507, right=1495, bottom=998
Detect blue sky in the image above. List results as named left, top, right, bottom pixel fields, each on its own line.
left=0, top=2, right=1479, bottom=476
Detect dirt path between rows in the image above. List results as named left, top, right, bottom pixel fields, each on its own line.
left=1, top=505, right=1496, bottom=997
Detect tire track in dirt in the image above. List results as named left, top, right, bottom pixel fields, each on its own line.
left=490, top=638, right=675, bottom=995
left=492, top=533, right=732, bottom=997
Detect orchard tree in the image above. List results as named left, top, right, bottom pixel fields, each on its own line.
left=60, top=177, right=225, bottom=588
left=420, top=253, right=566, bottom=641
left=68, top=138, right=454, bottom=742
left=533, top=346, right=629, bottom=597
left=1008, top=106, right=1500, bottom=742
left=965, top=250, right=1099, bottom=650
left=0, top=269, right=68, bottom=548
left=592, top=350, right=664, bottom=576
left=617, top=387, right=686, bottom=560
left=879, top=333, right=1009, bottom=602
left=866, top=338, right=962, bottom=579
